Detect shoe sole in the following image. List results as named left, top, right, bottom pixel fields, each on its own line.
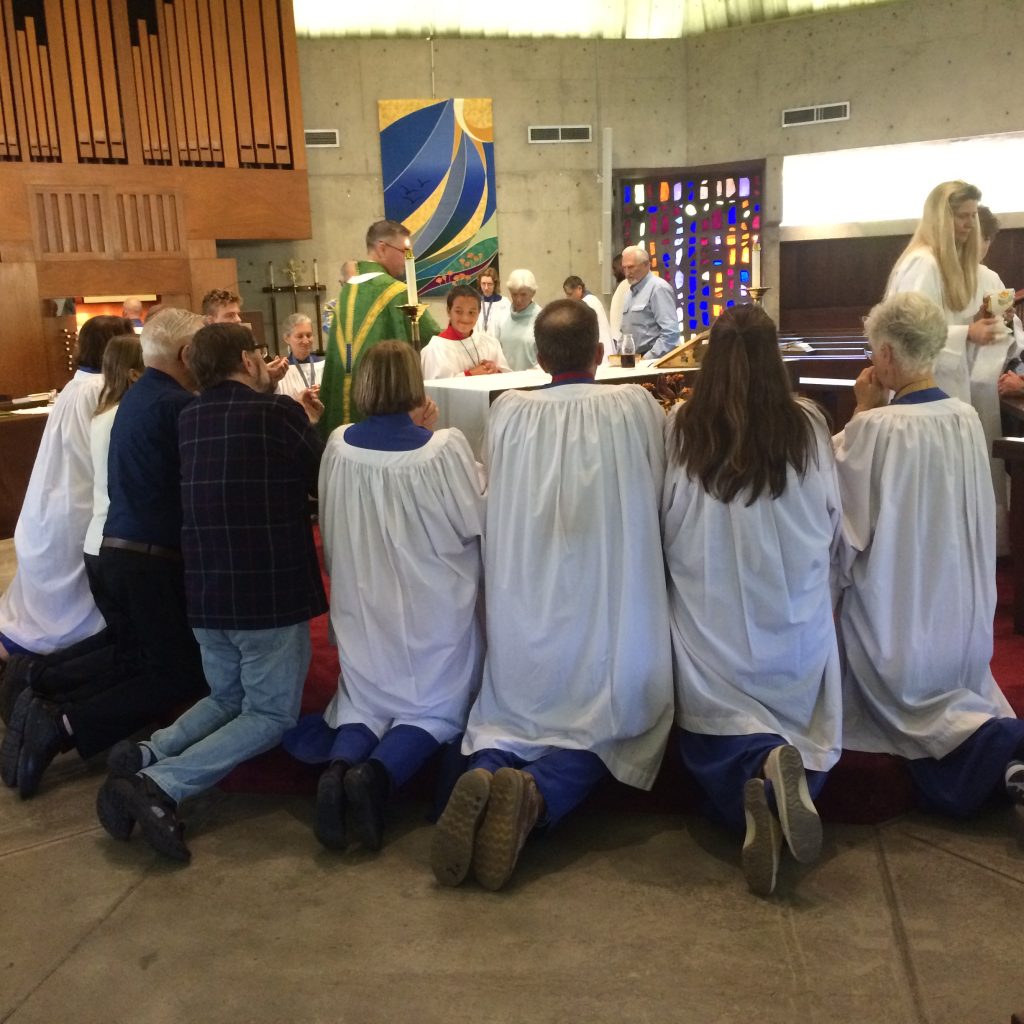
left=742, top=778, right=779, bottom=898
left=765, top=744, right=822, bottom=864
left=96, top=777, right=136, bottom=841
left=473, top=767, right=528, bottom=892
left=344, top=771, right=384, bottom=852
left=431, top=769, right=491, bottom=888
left=0, top=687, right=32, bottom=788
left=314, top=768, right=347, bottom=851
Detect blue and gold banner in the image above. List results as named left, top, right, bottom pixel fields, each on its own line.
left=378, top=98, right=498, bottom=296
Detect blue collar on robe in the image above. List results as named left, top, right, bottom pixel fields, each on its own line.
left=343, top=411, right=431, bottom=450
left=891, top=387, right=948, bottom=406
left=541, top=372, right=597, bottom=389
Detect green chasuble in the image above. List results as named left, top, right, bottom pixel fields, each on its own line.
left=319, top=260, right=441, bottom=436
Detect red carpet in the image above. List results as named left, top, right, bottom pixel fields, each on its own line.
left=221, top=545, right=1024, bottom=824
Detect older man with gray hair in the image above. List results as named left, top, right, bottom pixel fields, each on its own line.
left=619, top=244, right=679, bottom=357
left=835, top=290, right=1024, bottom=820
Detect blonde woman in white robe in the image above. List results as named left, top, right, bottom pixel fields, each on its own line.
left=664, top=304, right=843, bottom=898
left=885, top=181, right=1002, bottom=404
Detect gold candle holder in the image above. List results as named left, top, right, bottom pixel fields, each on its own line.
left=400, top=303, right=429, bottom=352
left=748, top=286, right=770, bottom=305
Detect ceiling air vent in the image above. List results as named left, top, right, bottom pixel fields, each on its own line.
left=528, top=124, right=593, bottom=144
left=781, top=102, right=850, bottom=128
left=305, top=128, right=340, bottom=148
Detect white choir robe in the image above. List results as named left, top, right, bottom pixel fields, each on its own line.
left=318, top=427, right=486, bottom=743
left=0, top=370, right=106, bottom=653
left=581, top=293, right=613, bottom=353
left=886, top=249, right=985, bottom=403
left=463, top=383, right=674, bottom=790
left=275, top=358, right=324, bottom=402
left=968, top=264, right=1022, bottom=554
left=420, top=330, right=510, bottom=380
left=608, top=279, right=630, bottom=350
left=476, top=295, right=511, bottom=338
left=834, top=398, right=1014, bottom=760
left=662, top=403, right=844, bottom=772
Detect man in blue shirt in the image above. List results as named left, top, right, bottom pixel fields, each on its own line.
left=620, top=245, right=680, bottom=357
left=98, top=322, right=326, bottom=861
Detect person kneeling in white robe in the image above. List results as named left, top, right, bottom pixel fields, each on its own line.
left=664, top=304, right=844, bottom=898
left=431, top=298, right=673, bottom=891
left=835, top=291, right=1024, bottom=820
left=282, top=341, right=486, bottom=853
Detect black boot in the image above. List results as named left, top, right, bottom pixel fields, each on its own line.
left=314, top=760, right=349, bottom=851
left=344, top=760, right=391, bottom=852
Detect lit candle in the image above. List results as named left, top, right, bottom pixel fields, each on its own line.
left=751, top=242, right=761, bottom=290
left=313, top=258, right=319, bottom=287
left=405, top=243, right=418, bottom=305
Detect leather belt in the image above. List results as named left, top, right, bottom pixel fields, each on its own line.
left=101, top=537, right=181, bottom=561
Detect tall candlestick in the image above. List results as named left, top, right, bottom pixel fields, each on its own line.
left=405, top=244, right=418, bottom=305
left=751, top=242, right=761, bottom=291
left=269, top=261, right=275, bottom=288
left=313, top=258, right=319, bottom=287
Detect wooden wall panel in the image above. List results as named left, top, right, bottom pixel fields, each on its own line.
left=779, top=230, right=1024, bottom=332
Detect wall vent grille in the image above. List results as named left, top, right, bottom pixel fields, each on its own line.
left=782, top=102, right=850, bottom=128
left=305, top=129, right=340, bottom=148
left=528, top=124, right=593, bottom=144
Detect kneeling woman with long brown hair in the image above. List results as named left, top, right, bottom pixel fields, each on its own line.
left=662, top=304, right=843, bottom=897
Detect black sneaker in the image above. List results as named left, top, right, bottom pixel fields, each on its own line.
left=107, top=740, right=149, bottom=779
left=17, top=698, right=71, bottom=799
left=130, top=774, right=190, bottom=862
left=96, top=776, right=136, bottom=842
left=0, top=687, right=32, bottom=788
left=0, top=654, right=39, bottom=726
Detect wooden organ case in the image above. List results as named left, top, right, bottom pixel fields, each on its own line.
left=0, top=0, right=310, bottom=397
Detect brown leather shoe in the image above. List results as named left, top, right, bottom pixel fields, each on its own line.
left=473, top=767, right=544, bottom=891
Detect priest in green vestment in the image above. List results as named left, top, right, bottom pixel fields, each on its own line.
left=320, top=220, right=440, bottom=436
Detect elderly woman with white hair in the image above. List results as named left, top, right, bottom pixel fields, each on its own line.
left=276, top=313, right=324, bottom=402
left=835, top=290, right=1024, bottom=821
left=496, top=269, right=541, bottom=370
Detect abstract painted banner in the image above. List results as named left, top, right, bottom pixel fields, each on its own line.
left=378, top=98, right=498, bottom=296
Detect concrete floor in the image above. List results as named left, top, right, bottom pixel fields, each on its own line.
left=1, top=539, right=1023, bottom=1024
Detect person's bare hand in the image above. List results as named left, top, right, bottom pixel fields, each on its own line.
left=299, top=386, right=324, bottom=423
left=968, top=317, right=1002, bottom=346
left=853, top=366, right=887, bottom=413
left=266, top=355, right=289, bottom=382
left=467, top=361, right=501, bottom=376
left=998, top=372, right=1024, bottom=397
left=411, top=397, right=438, bottom=431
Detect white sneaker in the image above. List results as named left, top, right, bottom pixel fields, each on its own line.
left=742, top=778, right=781, bottom=897
left=763, top=744, right=822, bottom=864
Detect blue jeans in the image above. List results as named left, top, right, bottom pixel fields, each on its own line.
left=142, top=623, right=311, bottom=803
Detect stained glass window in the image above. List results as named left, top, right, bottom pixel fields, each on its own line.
left=619, top=165, right=763, bottom=333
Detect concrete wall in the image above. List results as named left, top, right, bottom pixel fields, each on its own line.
left=219, top=0, right=1023, bottom=334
